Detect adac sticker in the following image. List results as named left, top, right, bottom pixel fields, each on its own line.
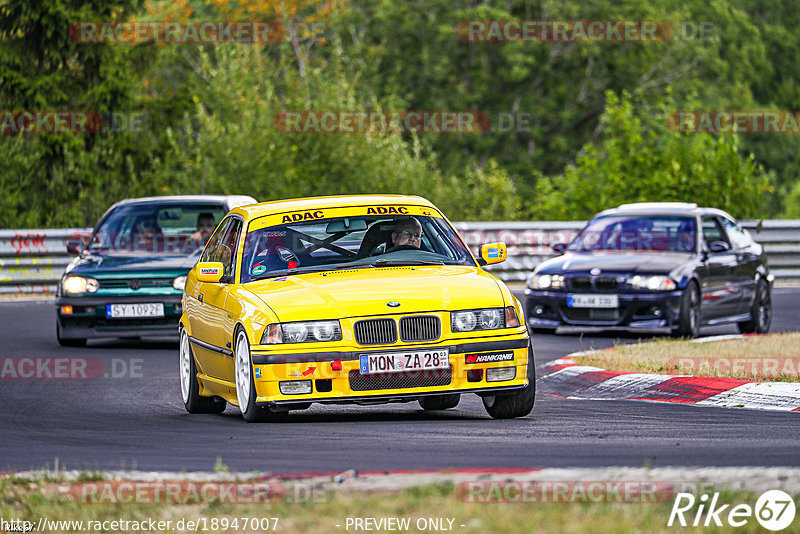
left=252, top=263, right=267, bottom=275
left=487, top=247, right=501, bottom=258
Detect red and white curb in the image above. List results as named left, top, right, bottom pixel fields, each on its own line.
left=537, top=335, right=800, bottom=412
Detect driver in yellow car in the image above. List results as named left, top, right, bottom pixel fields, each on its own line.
left=389, top=217, right=423, bottom=251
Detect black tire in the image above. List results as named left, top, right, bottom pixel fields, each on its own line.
left=738, top=278, right=771, bottom=334
left=56, top=322, right=86, bottom=348
left=235, top=327, right=288, bottom=423
left=673, top=281, right=700, bottom=338
left=419, top=394, right=461, bottom=411
left=482, top=345, right=536, bottom=419
left=180, top=328, right=226, bottom=414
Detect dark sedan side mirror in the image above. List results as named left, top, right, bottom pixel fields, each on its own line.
left=708, top=241, right=731, bottom=253
left=551, top=242, right=567, bottom=254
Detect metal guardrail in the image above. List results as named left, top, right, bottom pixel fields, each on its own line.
left=1, top=221, right=799, bottom=294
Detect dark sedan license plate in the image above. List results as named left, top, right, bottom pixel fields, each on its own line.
left=359, top=349, right=449, bottom=375
left=106, top=303, right=164, bottom=319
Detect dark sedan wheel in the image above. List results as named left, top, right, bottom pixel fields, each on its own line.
left=482, top=345, right=536, bottom=419
left=738, top=279, right=772, bottom=334
left=419, top=394, right=460, bottom=411
left=56, top=322, right=86, bottom=348
left=674, top=282, right=700, bottom=338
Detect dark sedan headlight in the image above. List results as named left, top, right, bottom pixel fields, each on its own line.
left=527, top=273, right=565, bottom=290
left=628, top=275, right=677, bottom=291
left=451, top=307, right=519, bottom=332
left=62, top=276, right=99, bottom=294
left=261, top=320, right=342, bottom=344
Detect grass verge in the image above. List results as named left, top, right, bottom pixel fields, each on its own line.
left=2, top=478, right=799, bottom=534
left=573, top=333, right=800, bottom=382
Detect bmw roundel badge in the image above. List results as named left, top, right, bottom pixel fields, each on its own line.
left=387, top=301, right=401, bottom=307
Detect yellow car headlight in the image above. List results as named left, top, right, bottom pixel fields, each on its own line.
left=452, top=307, right=516, bottom=332
left=261, top=320, right=342, bottom=344
left=62, top=276, right=99, bottom=294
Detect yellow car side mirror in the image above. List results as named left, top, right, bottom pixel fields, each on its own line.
left=479, top=242, right=507, bottom=265
left=196, top=262, right=224, bottom=283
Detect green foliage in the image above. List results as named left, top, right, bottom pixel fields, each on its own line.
left=530, top=91, right=773, bottom=220
left=0, top=0, right=797, bottom=227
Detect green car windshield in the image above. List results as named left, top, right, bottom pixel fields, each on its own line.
left=240, top=215, right=475, bottom=282
left=88, top=203, right=228, bottom=255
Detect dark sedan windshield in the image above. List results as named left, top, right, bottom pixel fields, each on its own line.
left=88, top=203, right=228, bottom=255
left=567, top=215, right=696, bottom=253
left=241, top=215, right=474, bottom=282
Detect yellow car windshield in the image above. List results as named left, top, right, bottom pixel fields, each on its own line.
left=240, top=215, right=475, bottom=282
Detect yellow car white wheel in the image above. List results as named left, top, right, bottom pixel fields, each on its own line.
left=235, top=327, right=287, bottom=423
left=235, top=330, right=252, bottom=411
left=179, top=328, right=226, bottom=414
left=180, top=330, right=191, bottom=404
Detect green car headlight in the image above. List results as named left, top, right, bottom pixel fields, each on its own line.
left=62, top=276, right=99, bottom=294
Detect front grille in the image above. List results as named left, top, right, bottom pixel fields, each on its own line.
left=564, top=308, right=621, bottom=321
left=354, top=318, right=397, bottom=345
left=594, top=276, right=619, bottom=291
left=99, top=278, right=172, bottom=289
left=399, top=315, right=440, bottom=342
left=349, top=367, right=452, bottom=391
left=568, top=275, right=620, bottom=292
left=569, top=276, right=592, bottom=291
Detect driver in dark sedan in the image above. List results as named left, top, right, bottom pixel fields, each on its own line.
left=387, top=217, right=423, bottom=251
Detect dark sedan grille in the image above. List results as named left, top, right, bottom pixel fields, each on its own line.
left=354, top=318, right=397, bottom=345
left=569, top=276, right=593, bottom=291
left=399, top=315, right=440, bottom=342
left=594, top=276, right=620, bottom=291
left=349, top=367, right=452, bottom=391
left=99, top=278, right=172, bottom=289
left=567, top=275, right=620, bottom=292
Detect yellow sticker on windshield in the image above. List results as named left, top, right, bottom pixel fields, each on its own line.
left=248, top=205, right=442, bottom=231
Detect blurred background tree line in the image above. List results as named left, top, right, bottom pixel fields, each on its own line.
left=0, top=0, right=797, bottom=227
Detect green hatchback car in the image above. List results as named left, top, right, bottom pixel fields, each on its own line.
left=56, top=195, right=256, bottom=346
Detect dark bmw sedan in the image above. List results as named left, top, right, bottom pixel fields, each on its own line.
left=56, top=195, right=256, bottom=346
left=525, top=203, right=773, bottom=337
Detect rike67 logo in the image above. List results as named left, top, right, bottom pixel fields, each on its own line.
left=668, top=490, right=796, bottom=531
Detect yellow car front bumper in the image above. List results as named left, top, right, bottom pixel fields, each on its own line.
left=248, top=333, right=531, bottom=407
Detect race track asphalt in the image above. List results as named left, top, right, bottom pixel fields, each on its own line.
left=0, top=289, right=798, bottom=473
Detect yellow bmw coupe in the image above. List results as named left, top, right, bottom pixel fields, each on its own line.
left=179, top=195, right=534, bottom=422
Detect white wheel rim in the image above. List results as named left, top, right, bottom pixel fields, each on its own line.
left=179, top=330, right=191, bottom=404
left=235, top=332, right=251, bottom=411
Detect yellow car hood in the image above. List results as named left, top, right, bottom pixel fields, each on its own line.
left=245, top=265, right=505, bottom=322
